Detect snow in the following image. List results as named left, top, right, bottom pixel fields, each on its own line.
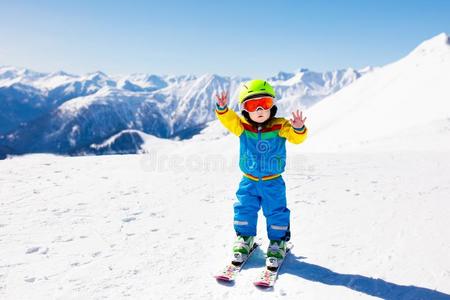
left=56, top=88, right=112, bottom=115
left=1, top=150, right=449, bottom=299
left=56, top=87, right=154, bottom=116
left=118, top=73, right=168, bottom=90
left=90, top=129, right=177, bottom=152
left=32, top=71, right=78, bottom=90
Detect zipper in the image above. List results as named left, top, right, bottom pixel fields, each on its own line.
left=257, top=126, right=262, bottom=181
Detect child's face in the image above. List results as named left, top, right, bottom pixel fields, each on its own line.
left=249, top=108, right=271, bottom=123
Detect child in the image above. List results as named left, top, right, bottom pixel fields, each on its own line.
left=214, top=79, right=307, bottom=263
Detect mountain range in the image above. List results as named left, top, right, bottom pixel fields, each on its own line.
left=0, top=63, right=365, bottom=156
left=2, top=32, right=449, bottom=157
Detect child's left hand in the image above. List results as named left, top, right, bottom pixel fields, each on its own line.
left=290, top=110, right=307, bottom=128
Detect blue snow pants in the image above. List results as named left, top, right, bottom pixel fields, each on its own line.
left=233, top=175, right=290, bottom=241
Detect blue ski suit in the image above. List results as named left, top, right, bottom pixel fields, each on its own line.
left=215, top=103, right=308, bottom=240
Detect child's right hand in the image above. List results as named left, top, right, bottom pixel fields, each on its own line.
left=215, top=91, right=229, bottom=107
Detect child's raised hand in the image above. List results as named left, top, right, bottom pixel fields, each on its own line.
left=290, top=110, right=307, bottom=128
left=215, top=91, right=229, bottom=107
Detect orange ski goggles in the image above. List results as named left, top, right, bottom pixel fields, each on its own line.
left=241, top=96, right=274, bottom=112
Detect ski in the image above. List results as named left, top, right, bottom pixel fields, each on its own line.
left=214, top=243, right=259, bottom=282
left=253, top=243, right=293, bottom=288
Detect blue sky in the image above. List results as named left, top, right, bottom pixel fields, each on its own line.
left=0, top=0, right=449, bottom=77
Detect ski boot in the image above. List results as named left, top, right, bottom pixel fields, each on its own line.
left=266, top=240, right=287, bottom=269
left=232, top=235, right=255, bottom=264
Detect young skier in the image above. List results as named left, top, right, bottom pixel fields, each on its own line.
left=214, top=79, right=308, bottom=263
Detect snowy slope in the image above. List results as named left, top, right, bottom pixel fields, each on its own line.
left=89, top=129, right=178, bottom=155
left=1, top=148, right=450, bottom=299
left=302, top=33, right=450, bottom=152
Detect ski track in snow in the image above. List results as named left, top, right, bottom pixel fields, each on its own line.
left=1, top=152, right=450, bottom=299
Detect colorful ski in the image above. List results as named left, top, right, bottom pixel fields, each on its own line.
left=253, top=243, right=293, bottom=288
left=214, top=243, right=259, bottom=282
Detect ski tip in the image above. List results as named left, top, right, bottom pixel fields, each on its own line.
left=215, top=275, right=236, bottom=286
left=254, top=281, right=272, bottom=288
left=214, top=275, right=231, bottom=281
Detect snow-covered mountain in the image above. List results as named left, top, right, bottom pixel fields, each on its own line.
left=116, top=73, right=168, bottom=92
left=0, top=64, right=362, bottom=155
left=2, top=87, right=170, bottom=154
left=45, top=71, right=117, bottom=105
left=0, top=66, right=46, bottom=86
left=301, top=32, right=450, bottom=152
left=0, top=83, right=50, bottom=134
left=0, top=68, right=119, bottom=136
left=269, top=68, right=365, bottom=113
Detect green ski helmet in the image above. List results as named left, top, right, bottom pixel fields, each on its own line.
left=239, top=79, right=276, bottom=104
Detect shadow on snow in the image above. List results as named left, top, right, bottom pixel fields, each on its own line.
left=282, top=254, right=450, bottom=300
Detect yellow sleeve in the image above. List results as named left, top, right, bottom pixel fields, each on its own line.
left=278, top=118, right=308, bottom=144
left=215, top=104, right=244, bottom=137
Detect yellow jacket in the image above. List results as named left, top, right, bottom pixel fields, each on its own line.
left=215, top=104, right=307, bottom=179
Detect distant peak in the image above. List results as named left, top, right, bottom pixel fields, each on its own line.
left=358, top=66, right=372, bottom=72
left=436, top=32, right=449, bottom=43
left=423, top=32, right=449, bottom=46
left=410, top=32, right=450, bottom=56
left=87, top=71, right=108, bottom=78
left=200, top=73, right=220, bottom=80
left=268, top=71, right=295, bottom=81
left=0, top=65, right=14, bottom=70
left=49, top=70, right=74, bottom=77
